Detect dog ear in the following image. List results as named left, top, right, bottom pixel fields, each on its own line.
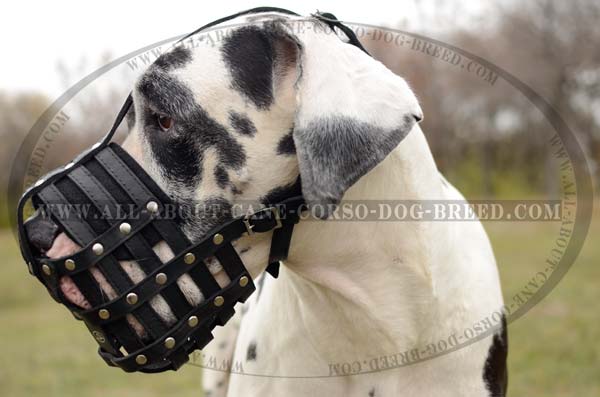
left=290, top=20, right=423, bottom=217
left=221, top=21, right=301, bottom=110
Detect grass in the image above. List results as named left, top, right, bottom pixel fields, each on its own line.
left=486, top=202, right=600, bottom=396
left=0, top=204, right=598, bottom=396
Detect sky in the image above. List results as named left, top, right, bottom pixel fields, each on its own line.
left=0, top=0, right=489, bottom=97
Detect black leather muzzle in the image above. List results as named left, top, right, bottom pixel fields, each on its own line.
left=17, top=131, right=304, bottom=372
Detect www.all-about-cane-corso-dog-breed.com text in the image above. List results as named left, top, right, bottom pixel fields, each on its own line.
left=19, top=7, right=507, bottom=397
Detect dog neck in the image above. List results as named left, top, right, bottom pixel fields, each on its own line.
left=280, top=126, right=451, bottom=355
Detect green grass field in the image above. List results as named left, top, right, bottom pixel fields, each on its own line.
left=0, top=205, right=598, bottom=396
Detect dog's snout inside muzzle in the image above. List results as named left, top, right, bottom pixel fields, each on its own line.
left=17, top=99, right=304, bottom=373
left=24, top=210, right=60, bottom=253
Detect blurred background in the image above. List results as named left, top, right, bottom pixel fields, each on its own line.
left=0, top=0, right=598, bottom=396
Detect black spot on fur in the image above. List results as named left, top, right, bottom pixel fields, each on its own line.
left=221, top=26, right=275, bottom=108
left=239, top=247, right=251, bottom=254
left=217, top=381, right=224, bottom=388
left=229, top=111, right=257, bottom=137
left=246, top=342, right=257, bottom=361
left=261, top=178, right=302, bottom=205
left=153, top=46, right=192, bottom=71
left=219, top=341, right=227, bottom=350
left=222, top=19, right=300, bottom=110
left=214, top=166, right=229, bottom=189
left=277, top=128, right=296, bottom=155
left=368, top=387, right=375, bottom=397
left=179, top=107, right=247, bottom=170
left=483, top=315, right=508, bottom=397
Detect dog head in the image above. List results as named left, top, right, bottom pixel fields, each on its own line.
left=125, top=12, right=422, bottom=237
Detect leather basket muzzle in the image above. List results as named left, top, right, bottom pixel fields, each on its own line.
left=17, top=139, right=304, bottom=372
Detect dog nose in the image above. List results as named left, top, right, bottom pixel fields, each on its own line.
left=24, top=210, right=60, bottom=253
left=413, top=111, right=423, bottom=123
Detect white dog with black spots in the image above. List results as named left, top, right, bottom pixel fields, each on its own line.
left=29, top=11, right=507, bottom=397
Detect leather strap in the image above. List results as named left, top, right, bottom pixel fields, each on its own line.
left=266, top=195, right=304, bottom=278
left=314, top=12, right=371, bottom=55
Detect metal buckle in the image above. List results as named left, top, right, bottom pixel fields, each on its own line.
left=243, top=207, right=282, bottom=236
left=270, top=206, right=283, bottom=230
left=243, top=217, right=255, bottom=236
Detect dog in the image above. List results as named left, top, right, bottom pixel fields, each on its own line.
left=26, top=11, right=507, bottom=397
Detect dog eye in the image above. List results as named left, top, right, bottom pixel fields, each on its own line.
left=156, top=114, right=174, bottom=131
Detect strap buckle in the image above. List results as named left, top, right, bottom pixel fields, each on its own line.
left=269, top=206, right=283, bottom=229
left=243, top=207, right=282, bottom=235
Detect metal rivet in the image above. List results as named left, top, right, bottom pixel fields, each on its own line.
left=126, top=293, right=138, bottom=305
left=119, top=222, right=131, bottom=235
left=213, top=233, right=224, bottom=245
left=164, top=337, right=176, bottom=349
left=92, top=330, right=105, bottom=343
left=135, top=354, right=148, bottom=365
left=42, top=264, right=52, bottom=276
left=64, top=259, right=76, bottom=271
left=184, top=253, right=196, bottom=265
left=98, top=309, right=110, bottom=320
left=155, top=273, right=167, bottom=285
left=92, top=243, right=104, bottom=256
left=239, top=276, right=249, bottom=287
left=146, top=201, right=159, bottom=213
left=214, top=296, right=224, bottom=307
left=188, top=316, right=199, bottom=327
